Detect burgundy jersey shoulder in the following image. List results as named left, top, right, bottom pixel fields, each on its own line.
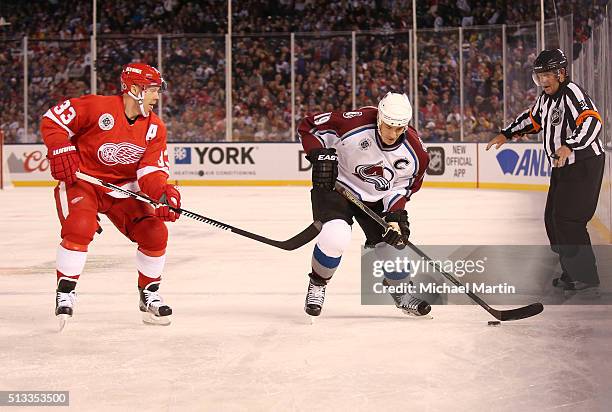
left=315, top=107, right=377, bottom=135
left=405, top=126, right=429, bottom=172
left=339, top=106, right=377, bottom=132
left=299, top=106, right=377, bottom=152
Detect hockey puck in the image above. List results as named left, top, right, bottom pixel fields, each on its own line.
left=487, top=321, right=501, bottom=326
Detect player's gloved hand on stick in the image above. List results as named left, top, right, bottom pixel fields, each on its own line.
left=47, top=141, right=79, bottom=185
left=155, top=185, right=181, bottom=222
left=383, top=210, right=410, bottom=249
left=307, top=147, right=338, bottom=191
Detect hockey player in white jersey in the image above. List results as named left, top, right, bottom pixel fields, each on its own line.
left=298, top=92, right=431, bottom=317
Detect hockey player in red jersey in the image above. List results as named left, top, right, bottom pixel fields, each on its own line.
left=41, top=63, right=179, bottom=328
left=298, top=92, right=431, bottom=317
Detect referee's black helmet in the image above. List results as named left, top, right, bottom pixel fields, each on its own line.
left=533, top=49, right=568, bottom=73
left=532, top=49, right=568, bottom=86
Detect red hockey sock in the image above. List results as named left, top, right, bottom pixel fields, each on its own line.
left=57, top=270, right=80, bottom=284
left=138, top=271, right=161, bottom=289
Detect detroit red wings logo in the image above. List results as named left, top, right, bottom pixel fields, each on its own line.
left=353, top=161, right=394, bottom=191
left=97, top=142, right=146, bottom=166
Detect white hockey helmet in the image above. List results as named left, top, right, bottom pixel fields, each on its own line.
left=377, top=92, right=413, bottom=128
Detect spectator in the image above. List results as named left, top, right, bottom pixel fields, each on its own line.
left=1, top=0, right=607, bottom=143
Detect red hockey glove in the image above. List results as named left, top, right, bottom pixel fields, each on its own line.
left=155, top=185, right=181, bottom=222
left=47, top=142, right=79, bottom=185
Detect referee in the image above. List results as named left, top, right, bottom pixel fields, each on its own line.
left=487, top=48, right=605, bottom=296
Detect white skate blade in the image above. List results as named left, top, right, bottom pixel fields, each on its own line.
left=142, top=312, right=172, bottom=326
left=400, top=309, right=433, bottom=320
left=57, top=314, right=71, bottom=332
left=304, top=307, right=321, bottom=324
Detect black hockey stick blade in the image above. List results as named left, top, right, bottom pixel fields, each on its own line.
left=231, top=221, right=322, bottom=250
left=492, top=302, right=544, bottom=321
left=76, top=172, right=321, bottom=250
left=335, top=182, right=544, bottom=321
left=154, top=206, right=321, bottom=251
left=406, top=242, right=545, bottom=321
left=407, top=242, right=544, bottom=321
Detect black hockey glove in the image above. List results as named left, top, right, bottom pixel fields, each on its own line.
left=383, top=210, right=410, bottom=249
left=307, top=147, right=338, bottom=191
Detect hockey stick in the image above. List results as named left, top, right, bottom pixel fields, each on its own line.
left=335, top=183, right=544, bottom=321
left=76, top=172, right=321, bottom=250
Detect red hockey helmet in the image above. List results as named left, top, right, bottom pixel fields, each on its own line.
left=120, top=63, right=167, bottom=94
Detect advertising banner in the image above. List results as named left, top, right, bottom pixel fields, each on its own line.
left=169, top=143, right=310, bottom=185
left=3, top=143, right=312, bottom=186
left=4, top=144, right=53, bottom=185
left=424, top=143, right=478, bottom=188
left=0, top=142, right=580, bottom=195
left=478, top=143, right=551, bottom=190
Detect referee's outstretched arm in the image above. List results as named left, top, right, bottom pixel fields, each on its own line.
left=486, top=96, right=542, bottom=151
left=487, top=84, right=603, bottom=167
left=488, top=48, right=604, bottom=168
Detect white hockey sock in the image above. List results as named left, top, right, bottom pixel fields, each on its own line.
left=136, top=250, right=166, bottom=279
left=56, top=245, right=87, bottom=278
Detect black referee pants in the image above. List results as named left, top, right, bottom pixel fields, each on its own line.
left=544, top=154, right=605, bottom=284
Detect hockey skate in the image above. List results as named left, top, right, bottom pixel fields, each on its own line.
left=55, top=279, right=77, bottom=332
left=563, top=280, right=600, bottom=298
left=304, top=278, right=326, bottom=317
left=383, top=278, right=431, bottom=317
left=394, top=293, right=432, bottom=317
left=552, top=272, right=572, bottom=289
left=139, top=282, right=172, bottom=326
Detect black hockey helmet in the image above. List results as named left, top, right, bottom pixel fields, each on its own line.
left=532, top=49, right=568, bottom=85
left=533, top=49, right=568, bottom=72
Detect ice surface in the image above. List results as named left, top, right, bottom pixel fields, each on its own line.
left=0, top=187, right=610, bottom=411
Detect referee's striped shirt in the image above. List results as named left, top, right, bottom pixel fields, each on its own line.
left=501, top=80, right=603, bottom=166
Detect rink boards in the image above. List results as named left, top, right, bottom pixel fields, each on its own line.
left=3, top=142, right=611, bottom=240
left=3, top=142, right=555, bottom=188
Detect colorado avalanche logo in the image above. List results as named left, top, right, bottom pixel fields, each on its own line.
left=353, top=161, right=394, bottom=191
left=97, top=142, right=146, bottom=166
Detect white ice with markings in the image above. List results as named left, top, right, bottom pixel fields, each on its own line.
left=0, top=186, right=610, bottom=411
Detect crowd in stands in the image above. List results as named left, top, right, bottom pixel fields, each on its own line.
left=0, top=39, right=24, bottom=143
left=232, top=35, right=292, bottom=142
left=0, top=0, right=608, bottom=143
